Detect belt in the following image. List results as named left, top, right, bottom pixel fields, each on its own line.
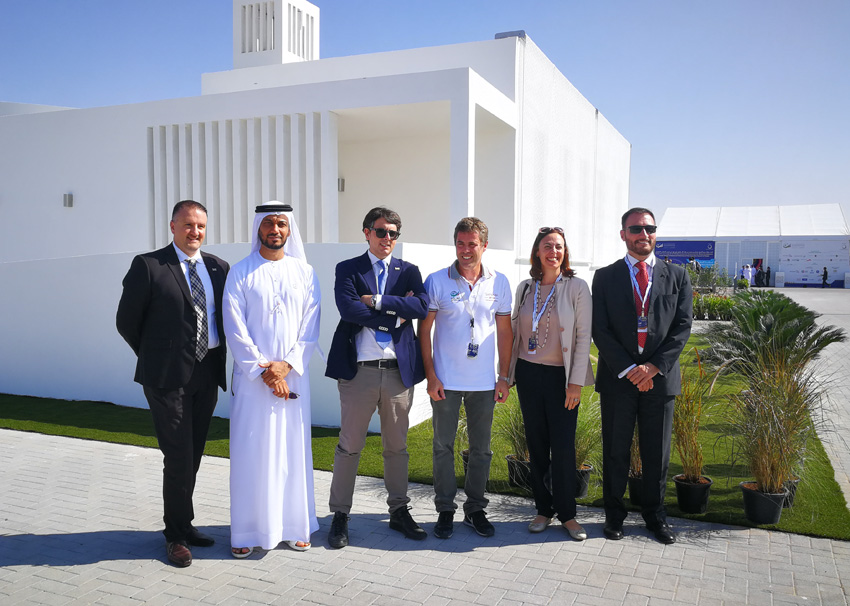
left=358, top=359, right=399, bottom=370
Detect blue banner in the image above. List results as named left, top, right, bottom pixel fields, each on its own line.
left=654, top=240, right=715, bottom=267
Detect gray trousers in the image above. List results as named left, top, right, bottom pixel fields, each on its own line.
left=329, top=366, right=413, bottom=514
left=432, top=389, right=495, bottom=515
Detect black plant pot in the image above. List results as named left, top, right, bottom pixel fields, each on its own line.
left=627, top=475, right=642, bottom=507
left=783, top=477, right=800, bottom=508
left=673, top=475, right=712, bottom=514
left=461, top=449, right=470, bottom=477
left=740, top=481, right=787, bottom=525
left=576, top=464, right=593, bottom=499
left=505, top=455, right=531, bottom=490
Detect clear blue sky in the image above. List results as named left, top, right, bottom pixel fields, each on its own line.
left=1, top=0, right=848, bottom=225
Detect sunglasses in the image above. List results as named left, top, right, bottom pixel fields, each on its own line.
left=538, top=227, right=564, bottom=234
left=626, top=225, right=657, bottom=235
left=370, top=227, right=400, bottom=240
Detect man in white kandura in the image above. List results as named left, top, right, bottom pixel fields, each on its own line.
left=223, top=201, right=321, bottom=558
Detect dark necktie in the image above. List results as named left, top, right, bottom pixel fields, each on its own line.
left=375, top=261, right=391, bottom=348
left=187, top=259, right=209, bottom=361
left=634, top=261, right=649, bottom=349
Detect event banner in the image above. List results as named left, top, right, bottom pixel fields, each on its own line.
left=779, top=240, right=850, bottom=286
left=654, top=240, right=715, bottom=267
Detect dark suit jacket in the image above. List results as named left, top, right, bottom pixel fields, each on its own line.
left=592, top=258, right=692, bottom=396
left=325, top=252, right=429, bottom=388
left=116, top=244, right=229, bottom=391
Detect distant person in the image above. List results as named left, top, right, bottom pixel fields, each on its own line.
left=592, top=208, right=692, bottom=545
left=509, top=227, right=594, bottom=541
left=766, top=266, right=771, bottom=286
left=822, top=267, right=829, bottom=288
left=223, top=202, right=321, bottom=558
left=755, top=267, right=764, bottom=287
left=325, top=206, right=430, bottom=548
left=420, top=217, right=512, bottom=540
left=116, top=200, right=229, bottom=568
left=687, top=257, right=701, bottom=273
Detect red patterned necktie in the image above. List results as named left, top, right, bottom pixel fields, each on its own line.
left=634, top=261, right=649, bottom=348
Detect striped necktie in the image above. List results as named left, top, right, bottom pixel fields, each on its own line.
left=187, top=259, right=209, bottom=361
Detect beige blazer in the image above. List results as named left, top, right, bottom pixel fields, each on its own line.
left=507, top=276, right=595, bottom=389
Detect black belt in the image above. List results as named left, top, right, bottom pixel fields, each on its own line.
left=358, top=359, right=399, bottom=370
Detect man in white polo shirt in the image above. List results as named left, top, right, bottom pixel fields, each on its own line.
left=420, top=217, right=513, bottom=539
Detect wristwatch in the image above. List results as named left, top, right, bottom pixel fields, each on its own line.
left=498, top=375, right=510, bottom=383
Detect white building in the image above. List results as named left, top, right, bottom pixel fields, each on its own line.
left=0, top=0, right=630, bottom=428
left=659, top=204, right=850, bottom=287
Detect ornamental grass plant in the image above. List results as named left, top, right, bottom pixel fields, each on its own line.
left=574, top=393, right=602, bottom=471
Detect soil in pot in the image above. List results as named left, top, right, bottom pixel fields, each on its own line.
left=673, top=474, right=712, bottom=514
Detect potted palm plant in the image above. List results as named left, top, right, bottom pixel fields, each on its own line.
left=672, top=348, right=725, bottom=514
left=574, top=393, right=602, bottom=499
left=493, top=396, right=530, bottom=490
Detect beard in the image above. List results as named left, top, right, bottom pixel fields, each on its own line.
left=260, top=235, right=286, bottom=250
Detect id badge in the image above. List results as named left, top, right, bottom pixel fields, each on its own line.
left=637, top=315, right=648, bottom=330
left=467, top=343, right=479, bottom=358
left=527, top=333, right=538, bottom=355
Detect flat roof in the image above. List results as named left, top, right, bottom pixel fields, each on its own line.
left=659, top=204, right=848, bottom=238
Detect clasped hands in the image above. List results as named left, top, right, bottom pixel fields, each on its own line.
left=626, top=362, right=659, bottom=392
left=259, top=360, right=293, bottom=399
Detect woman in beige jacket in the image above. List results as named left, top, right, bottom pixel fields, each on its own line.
left=508, top=227, right=595, bottom=540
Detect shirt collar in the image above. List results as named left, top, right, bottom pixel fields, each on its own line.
left=367, top=250, right=392, bottom=268
left=173, top=242, right=202, bottom=264
left=448, top=262, right=492, bottom=282
left=626, top=252, right=656, bottom=270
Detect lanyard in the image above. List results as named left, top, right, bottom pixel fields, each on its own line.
left=531, top=276, right=561, bottom=333
left=454, top=272, right=482, bottom=344
left=626, top=257, right=652, bottom=317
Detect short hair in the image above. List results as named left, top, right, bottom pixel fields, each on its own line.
left=621, top=207, right=655, bottom=229
left=172, top=200, right=207, bottom=220
left=453, top=217, right=489, bottom=245
left=529, top=228, right=575, bottom=280
left=362, top=206, right=402, bottom=232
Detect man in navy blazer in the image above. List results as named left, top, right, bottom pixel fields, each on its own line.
left=592, top=207, right=692, bottom=545
left=117, top=200, right=229, bottom=567
left=325, top=206, right=429, bottom=548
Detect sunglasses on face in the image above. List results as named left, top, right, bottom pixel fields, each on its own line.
left=626, top=225, right=657, bottom=235
left=370, top=227, right=400, bottom=240
left=538, top=227, right=564, bottom=234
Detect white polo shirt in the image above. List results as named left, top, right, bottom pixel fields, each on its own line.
left=424, top=263, right=512, bottom=391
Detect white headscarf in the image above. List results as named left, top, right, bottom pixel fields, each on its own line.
left=251, top=201, right=306, bottom=261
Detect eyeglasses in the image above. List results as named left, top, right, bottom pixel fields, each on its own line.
left=370, top=227, right=400, bottom=240
left=626, top=225, right=657, bottom=235
left=538, top=227, right=564, bottom=234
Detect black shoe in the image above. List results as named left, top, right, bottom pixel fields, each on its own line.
left=186, top=526, right=215, bottom=547
left=463, top=510, right=495, bottom=537
left=647, top=522, right=676, bottom=545
left=328, top=511, right=349, bottom=549
left=166, top=540, right=192, bottom=567
left=434, top=511, right=454, bottom=539
left=603, top=522, right=624, bottom=540
left=389, top=507, right=427, bottom=540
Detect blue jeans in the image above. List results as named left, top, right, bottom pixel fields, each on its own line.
left=432, top=390, right=495, bottom=515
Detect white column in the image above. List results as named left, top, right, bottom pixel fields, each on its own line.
left=450, top=93, right=475, bottom=222
left=320, top=110, right=339, bottom=243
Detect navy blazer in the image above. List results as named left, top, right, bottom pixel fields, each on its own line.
left=325, top=252, right=429, bottom=388
left=591, top=258, right=692, bottom=396
left=117, top=244, right=229, bottom=391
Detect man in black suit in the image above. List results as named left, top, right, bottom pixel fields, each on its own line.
left=325, top=206, right=429, bottom=548
left=117, top=200, right=229, bottom=567
left=592, top=207, right=692, bottom=544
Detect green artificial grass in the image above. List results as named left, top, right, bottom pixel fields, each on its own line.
left=2, top=333, right=849, bottom=540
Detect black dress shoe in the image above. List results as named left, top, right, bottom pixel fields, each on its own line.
left=647, top=522, right=676, bottom=545
left=166, top=541, right=192, bottom=567
left=389, top=507, right=426, bottom=540
left=186, top=526, right=215, bottom=547
left=603, top=523, right=624, bottom=540
left=328, top=511, right=349, bottom=549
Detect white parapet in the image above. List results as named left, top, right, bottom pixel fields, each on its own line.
left=233, top=0, right=319, bottom=69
